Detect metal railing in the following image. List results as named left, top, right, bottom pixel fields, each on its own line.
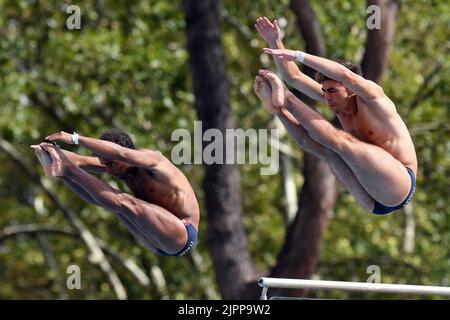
left=258, top=277, right=450, bottom=300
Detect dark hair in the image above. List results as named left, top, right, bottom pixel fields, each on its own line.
left=100, top=128, right=135, bottom=149
left=315, top=60, right=362, bottom=83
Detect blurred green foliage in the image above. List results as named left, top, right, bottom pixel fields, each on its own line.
left=0, top=0, right=448, bottom=299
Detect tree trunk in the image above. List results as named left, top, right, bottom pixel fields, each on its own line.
left=183, top=0, right=255, bottom=300
left=267, top=0, right=337, bottom=298
left=362, top=0, right=400, bottom=83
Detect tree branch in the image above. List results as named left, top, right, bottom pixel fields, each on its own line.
left=148, top=265, right=169, bottom=299
left=281, top=153, right=298, bottom=224
left=221, top=8, right=254, bottom=41
left=403, top=204, right=415, bottom=254
left=407, top=61, right=446, bottom=114
left=187, top=250, right=221, bottom=299
left=0, top=138, right=127, bottom=300
left=290, top=0, right=326, bottom=58
left=0, top=224, right=151, bottom=289
left=409, top=122, right=450, bottom=135
left=36, top=233, right=69, bottom=299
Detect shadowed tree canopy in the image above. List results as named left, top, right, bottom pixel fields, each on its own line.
left=0, top=0, right=448, bottom=299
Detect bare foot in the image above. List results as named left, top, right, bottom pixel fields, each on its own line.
left=258, top=69, right=286, bottom=107
left=31, top=145, right=56, bottom=179
left=253, top=76, right=280, bottom=114
left=40, top=143, right=71, bottom=177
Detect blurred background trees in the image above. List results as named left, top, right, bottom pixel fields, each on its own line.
left=0, top=0, right=448, bottom=299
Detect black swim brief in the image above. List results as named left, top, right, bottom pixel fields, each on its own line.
left=372, top=167, right=416, bottom=215
left=156, top=221, right=198, bottom=256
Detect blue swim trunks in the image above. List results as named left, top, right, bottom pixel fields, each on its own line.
left=156, top=221, right=198, bottom=256
left=372, top=167, right=416, bottom=215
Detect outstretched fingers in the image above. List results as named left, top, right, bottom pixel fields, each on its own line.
left=263, top=48, right=298, bottom=61
left=273, top=19, right=279, bottom=30
left=255, top=16, right=280, bottom=43
left=261, top=17, right=273, bottom=29
left=263, top=48, right=282, bottom=57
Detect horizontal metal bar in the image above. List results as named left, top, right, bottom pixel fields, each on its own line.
left=258, top=277, right=450, bottom=296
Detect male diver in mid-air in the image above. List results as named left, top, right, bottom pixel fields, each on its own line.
left=32, top=129, right=199, bottom=255
left=254, top=17, right=417, bottom=214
